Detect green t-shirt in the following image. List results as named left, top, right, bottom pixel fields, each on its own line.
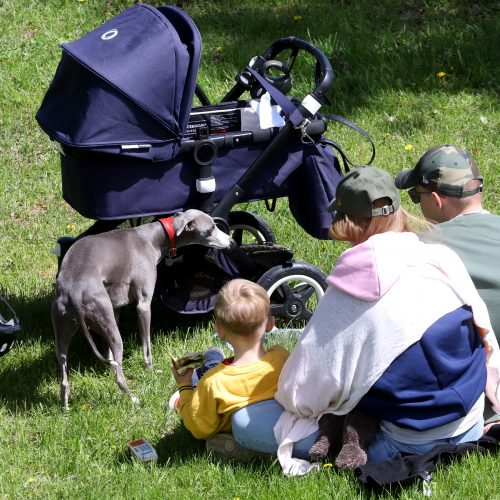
left=425, top=212, right=500, bottom=343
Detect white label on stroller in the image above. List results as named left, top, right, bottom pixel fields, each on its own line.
left=301, top=94, right=322, bottom=115
left=101, top=29, right=118, bottom=40
left=196, top=177, right=216, bottom=193
left=187, top=107, right=242, bottom=138
left=121, top=144, right=151, bottom=150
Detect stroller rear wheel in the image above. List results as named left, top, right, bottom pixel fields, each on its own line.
left=228, top=211, right=276, bottom=245
left=257, top=262, right=327, bottom=326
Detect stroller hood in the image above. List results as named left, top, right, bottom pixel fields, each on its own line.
left=36, top=4, right=201, bottom=161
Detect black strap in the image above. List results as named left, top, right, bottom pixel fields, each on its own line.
left=241, top=68, right=375, bottom=175
left=319, top=113, right=376, bottom=172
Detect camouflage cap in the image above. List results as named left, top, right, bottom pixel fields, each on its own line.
left=328, top=166, right=400, bottom=217
left=395, top=145, right=483, bottom=197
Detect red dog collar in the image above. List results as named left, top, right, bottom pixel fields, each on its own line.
left=158, top=217, right=176, bottom=257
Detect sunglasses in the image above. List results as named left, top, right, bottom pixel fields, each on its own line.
left=408, top=187, right=434, bottom=204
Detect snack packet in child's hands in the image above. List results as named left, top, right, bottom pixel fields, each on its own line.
left=172, top=351, right=204, bottom=375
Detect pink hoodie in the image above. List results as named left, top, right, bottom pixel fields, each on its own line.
left=326, top=232, right=420, bottom=301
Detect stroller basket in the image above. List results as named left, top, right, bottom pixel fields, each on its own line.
left=0, top=294, right=20, bottom=357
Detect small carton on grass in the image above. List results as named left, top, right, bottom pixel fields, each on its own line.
left=127, top=438, right=158, bottom=463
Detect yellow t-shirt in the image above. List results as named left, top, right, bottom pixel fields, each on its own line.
left=177, top=345, right=289, bottom=440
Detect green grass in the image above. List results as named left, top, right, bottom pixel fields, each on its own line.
left=0, top=0, right=499, bottom=498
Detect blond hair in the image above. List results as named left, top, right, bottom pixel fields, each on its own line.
left=214, top=279, right=270, bottom=336
left=329, top=197, right=430, bottom=245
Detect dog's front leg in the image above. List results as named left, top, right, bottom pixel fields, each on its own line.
left=136, top=302, right=152, bottom=369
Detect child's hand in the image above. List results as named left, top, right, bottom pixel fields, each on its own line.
left=171, top=361, right=194, bottom=386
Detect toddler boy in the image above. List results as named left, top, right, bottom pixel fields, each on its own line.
left=171, top=278, right=288, bottom=440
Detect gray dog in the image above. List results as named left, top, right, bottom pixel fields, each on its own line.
left=52, top=209, right=232, bottom=408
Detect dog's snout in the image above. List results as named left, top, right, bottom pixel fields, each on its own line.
left=215, top=228, right=233, bottom=249
left=208, top=224, right=232, bottom=249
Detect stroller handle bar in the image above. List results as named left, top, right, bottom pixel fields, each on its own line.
left=259, top=37, right=335, bottom=101
left=223, top=37, right=335, bottom=104
left=209, top=39, right=336, bottom=222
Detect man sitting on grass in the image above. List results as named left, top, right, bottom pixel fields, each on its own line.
left=396, top=144, right=500, bottom=429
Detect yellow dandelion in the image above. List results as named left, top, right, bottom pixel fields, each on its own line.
left=404, top=144, right=413, bottom=151
left=215, top=46, right=223, bottom=53
left=66, top=224, right=76, bottom=231
left=82, top=403, right=92, bottom=410
left=293, top=15, right=302, bottom=21
left=437, top=71, right=446, bottom=78
left=27, top=477, right=36, bottom=483
left=323, top=463, right=333, bottom=468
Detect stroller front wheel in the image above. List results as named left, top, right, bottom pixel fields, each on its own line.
left=228, top=211, right=276, bottom=245
left=257, top=262, right=327, bottom=326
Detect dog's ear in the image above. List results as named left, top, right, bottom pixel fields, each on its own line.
left=176, top=219, right=196, bottom=237
left=174, top=212, right=195, bottom=236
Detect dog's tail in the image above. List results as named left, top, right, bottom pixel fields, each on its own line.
left=73, top=303, right=120, bottom=368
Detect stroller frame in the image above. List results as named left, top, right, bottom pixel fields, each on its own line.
left=37, top=4, right=360, bottom=325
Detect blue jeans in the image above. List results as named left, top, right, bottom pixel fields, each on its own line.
left=232, top=400, right=485, bottom=463
left=367, top=418, right=484, bottom=462
left=231, top=399, right=319, bottom=459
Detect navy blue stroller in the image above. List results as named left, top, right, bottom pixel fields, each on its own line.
left=36, top=4, right=374, bottom=325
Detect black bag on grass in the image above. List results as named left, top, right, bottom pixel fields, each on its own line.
left=355, top=426, right=499, bottom=492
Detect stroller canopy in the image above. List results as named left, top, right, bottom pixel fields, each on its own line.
left=36, top=4, right=201, bottom=161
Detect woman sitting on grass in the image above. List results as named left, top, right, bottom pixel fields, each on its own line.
left=231, top=166, right=500, bottom=474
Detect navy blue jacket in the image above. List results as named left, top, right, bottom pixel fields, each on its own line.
left=358, top=305, right=486, bottom=430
